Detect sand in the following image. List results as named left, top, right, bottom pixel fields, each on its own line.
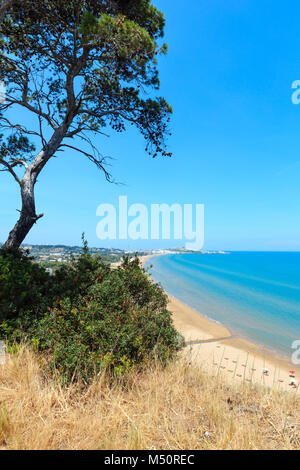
left=141, top=255, right=300, bottom=394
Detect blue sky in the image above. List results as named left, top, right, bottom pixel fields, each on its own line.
left=1, top=0, right=300, bottom=250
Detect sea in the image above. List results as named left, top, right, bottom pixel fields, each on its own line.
left=144, top=252, right=300, bottom=359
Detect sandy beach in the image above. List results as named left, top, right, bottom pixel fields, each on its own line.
left=141, top=255, right=300, bottom=393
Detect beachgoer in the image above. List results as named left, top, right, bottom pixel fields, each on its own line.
left=289, top=378, right=297, bottom=388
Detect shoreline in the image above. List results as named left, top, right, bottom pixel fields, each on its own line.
left=140, top=254, right=300, bottom=392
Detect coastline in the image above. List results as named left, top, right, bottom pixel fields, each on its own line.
left=140, top=254, right=300, bottom=392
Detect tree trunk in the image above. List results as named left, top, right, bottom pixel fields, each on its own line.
left=2, top=116, right=73, bottom=250
left=2, top=170, right=43, bottom=249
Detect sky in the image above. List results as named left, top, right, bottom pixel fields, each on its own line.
left=1, top=0, right=300, bottom=251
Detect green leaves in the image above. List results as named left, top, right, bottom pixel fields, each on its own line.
left=78, top=10, right=99, bottom=42
left=0, top=247, right=183, bottom=385
left=0, top=134, right=35, bottom=161
left=80, top=12, right=156, bottom=60
left=0, top=0, right=172, bottom=166
left=0, top=248, right=51, bottom=322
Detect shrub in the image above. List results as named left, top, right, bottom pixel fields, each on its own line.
left=0, top=246, right=184, bottom=384
left=0, top=241, right=108, bottom=337
left=0, top=248, right=52, bottom=322
left=33, top=257, right=184, bottom=384
left=51, top=244, right=109, bottom=301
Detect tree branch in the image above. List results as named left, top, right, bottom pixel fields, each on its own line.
left=5, top=96, right=58, bottom=130
left=59, top=143, right=112, bottom=181
left=0, top=157, right=21, bottom=184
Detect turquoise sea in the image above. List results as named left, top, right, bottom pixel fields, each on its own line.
left=144, top=252, right=300, bottom=358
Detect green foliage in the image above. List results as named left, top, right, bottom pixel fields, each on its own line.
left=0, top=133, right=35, bottom=162
left=0, top=244, right=184, bottom=384
left=80, top=13, right=156, bottom=58
left=0, top=0, right=172, bottom=164
left=0, top=0, right=172, bottom=250
left=0, top=248, right=51, bottom=321
left=32, top=256, right=183, bottom=384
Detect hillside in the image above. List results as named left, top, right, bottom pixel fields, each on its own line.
left=0, top=346, right=299, bottom=450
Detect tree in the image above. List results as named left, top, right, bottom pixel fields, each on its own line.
left=0, top=0, right=13, bottom=24
left=0, top=0, right=172, bottom=249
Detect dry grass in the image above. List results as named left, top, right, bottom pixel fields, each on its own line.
left=0, top=346, right=299, bottom=450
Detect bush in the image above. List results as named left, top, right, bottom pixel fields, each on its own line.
left=0, top=246, right=184, bottom=384
left=32, top=257, right=183, bottom=384
left=0, top=249, right=52, bottom=321
left=51, top=246, right=109, bottom=301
